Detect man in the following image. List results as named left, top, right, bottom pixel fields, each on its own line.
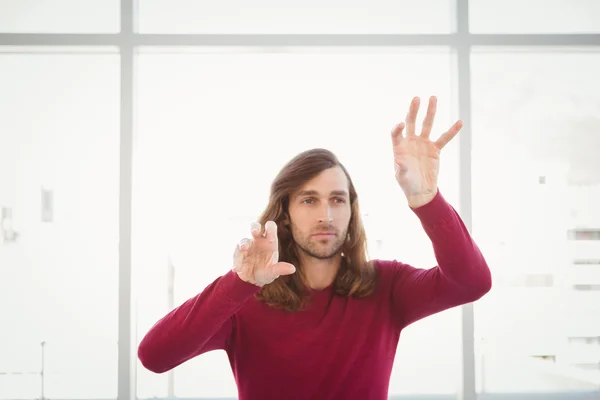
left=138, top=96, right=492, bottom=400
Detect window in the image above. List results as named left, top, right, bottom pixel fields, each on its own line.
left=133, top=47, right=461, bottom=397
left=4, top=2, right=600, bottom=399
left=136, top=0, right=456, bottom=34
left=0, top=0, right=120, bottom=33
left=0, top=49, right=120, bottom=399
left=469, top=0, right=600, bottom=33
left=471, top=48, right=600, bottom=394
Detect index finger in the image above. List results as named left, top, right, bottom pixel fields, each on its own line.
left=264, top=220, right=278, bottom=243
left=405, top=96, right=420, bottom=137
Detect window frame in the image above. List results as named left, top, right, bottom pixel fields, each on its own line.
left=1, top=1, right=600, bottom=399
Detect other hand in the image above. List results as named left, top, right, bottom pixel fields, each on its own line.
left=391, top=96, right=463, bottom=208
left=232, top=221, right=296, bottom=287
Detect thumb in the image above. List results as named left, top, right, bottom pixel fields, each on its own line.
left=271, top=262, right=296, bottom=277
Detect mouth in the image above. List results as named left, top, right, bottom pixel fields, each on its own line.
left=312, top=232, right=335, bottom=237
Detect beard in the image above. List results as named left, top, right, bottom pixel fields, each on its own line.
left=291, top=224, right=347, bottom=260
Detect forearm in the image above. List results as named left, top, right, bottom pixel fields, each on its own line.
left=412, top=190, right=492, bottom=293
left=138, top=270, right=260, bottom=373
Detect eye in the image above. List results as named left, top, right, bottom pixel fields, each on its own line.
left=302, top=198, right=314, bottom=204
left=333, top=197, right=346, bottom=204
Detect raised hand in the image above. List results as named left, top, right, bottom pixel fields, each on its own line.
left=233, top=220, right=296, bottom=287
left=391, top=96, right=463, bottom=208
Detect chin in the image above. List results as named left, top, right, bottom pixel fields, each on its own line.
left=299, top=246, right=337, bottom=260
left=314, top=247, right=343, bottom=260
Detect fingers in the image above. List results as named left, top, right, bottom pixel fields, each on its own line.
left=391, top=122, right=405, bottom=146
left=270, top=262, right=296, bottom=277
left=264, top=220, right=277, bottom=243
left=405, top=96, right=420, bottom=137
left=435, top=120, right=463, bottom=149
left=269, top=248, right=280, bottom=265
left=250, top=221, right=262, bottom=238
left=421, top=96, right=437, bottom=138
left=236, top=220, right=286, bottom=284
left=401, top=96, right=440, bottom=139
left=233, top=237, right=252, bottom=266
left=255, top=261, right=295, bottom=287
left=241, top=236, right=254, bottom=250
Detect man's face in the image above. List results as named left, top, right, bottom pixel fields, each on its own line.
left=287, top=166, right=352, bottom=260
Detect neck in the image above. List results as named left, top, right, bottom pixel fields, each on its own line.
left=298, top=252, right=342, bottom=290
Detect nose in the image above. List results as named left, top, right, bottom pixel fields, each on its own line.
left=318, top=205, right=333, bottom=223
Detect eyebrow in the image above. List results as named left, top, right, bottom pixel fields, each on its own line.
left=295, top=190, right=349, bottom=198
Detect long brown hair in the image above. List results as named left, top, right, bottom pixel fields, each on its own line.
left=255, top=148, right=377, bottom=312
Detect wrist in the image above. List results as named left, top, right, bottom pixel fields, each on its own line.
left=406, top=189, right=437, bottom=209
left=219, top=270, right=263, bottom=303
left=235, top=270, right=265, bottom=288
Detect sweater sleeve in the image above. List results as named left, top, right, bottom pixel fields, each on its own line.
left=138, top=269, right=261, bottom=373
left=386, top=190, right=492, bottom=328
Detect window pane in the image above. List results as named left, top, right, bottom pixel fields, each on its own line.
left=134, top=47, right=461, bottom=397
left=469, top=0, right=600, bottom=33
left=472, top=48, right=600, bottom=394
left=137, top=0, right=455, bottom=34
left=0, top=0, right=119, bottom=33
left=0, top=50, right=120, bottom=399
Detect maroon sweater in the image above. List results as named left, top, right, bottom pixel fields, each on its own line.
left=138, top=191, right=492, bottom=400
